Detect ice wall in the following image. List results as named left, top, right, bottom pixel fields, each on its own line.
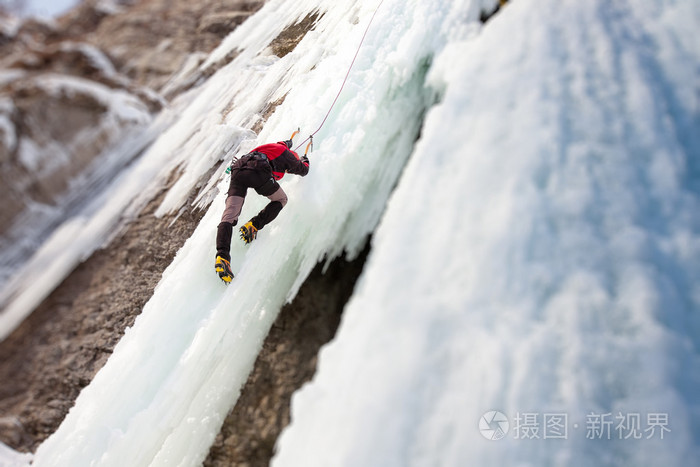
left=273, top=0, right=700, bottom=466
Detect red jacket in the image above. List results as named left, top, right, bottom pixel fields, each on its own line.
left=253, top=142, right=310, bottom=180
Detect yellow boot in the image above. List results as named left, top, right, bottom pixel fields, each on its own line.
left=215, top=256, right=234, bottom=283
left=239, top=221, right=258, bottom=244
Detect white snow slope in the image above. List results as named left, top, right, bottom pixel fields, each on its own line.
left=2, top=0, right=699, bottom=465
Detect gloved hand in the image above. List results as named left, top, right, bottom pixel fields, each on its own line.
left=283, top=139, right=293, bottom=148
left=301, top=155, right=309, bottom=165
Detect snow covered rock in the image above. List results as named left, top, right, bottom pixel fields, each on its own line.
left=0, top=64, right=153, bottom=239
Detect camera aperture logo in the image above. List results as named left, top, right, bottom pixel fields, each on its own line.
left=480, top=411, right=510, bottom=440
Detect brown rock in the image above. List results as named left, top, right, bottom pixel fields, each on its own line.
left=0, top=70, right=150, bottom=239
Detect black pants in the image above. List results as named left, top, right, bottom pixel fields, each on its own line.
left=216, top=167, right=288, bottom=260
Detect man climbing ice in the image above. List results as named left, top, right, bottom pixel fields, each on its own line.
left=215, top=139, right=310, bottom=283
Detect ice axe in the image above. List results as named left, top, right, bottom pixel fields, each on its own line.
left=289, top=127, right=312, bottom=156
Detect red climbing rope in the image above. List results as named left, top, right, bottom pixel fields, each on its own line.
left=293, top=0, right=386, bottom=153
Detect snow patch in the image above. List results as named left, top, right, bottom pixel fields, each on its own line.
left=0, top=14, right=20, bottom=37
left=0, top=98, right=17, bottom=152
left=59, top=41, right=119, bottom=78
left=0, top=441, right=32, bottom=467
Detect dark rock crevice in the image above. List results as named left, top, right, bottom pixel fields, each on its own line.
left=204, top=243, right=370, bottom=467
left=480, top=0, right=509, bottom=24
left=268, top=10, right=324, bottom=59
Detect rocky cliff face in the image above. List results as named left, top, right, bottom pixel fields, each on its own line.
left=0, top=0, right=264, bottom=259
left=59, top=0, right=265, bottom=91
left=0, top=34, right=156, bottom=249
